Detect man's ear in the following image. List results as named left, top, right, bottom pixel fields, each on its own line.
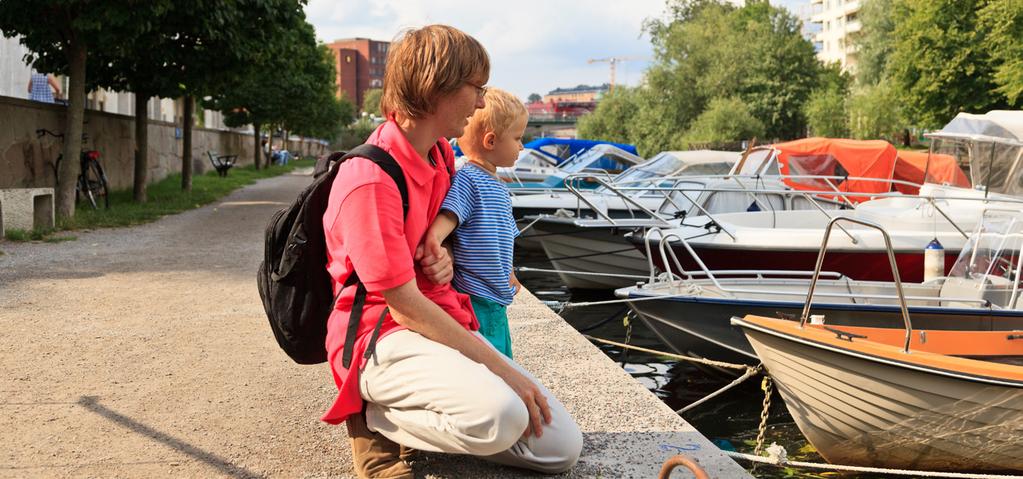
left=483, top=131, right=497, bottom=151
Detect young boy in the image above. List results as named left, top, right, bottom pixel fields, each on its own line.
left=425, top=88, right=528, bottom=358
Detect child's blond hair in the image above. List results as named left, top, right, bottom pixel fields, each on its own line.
left=460, top=88, right=528, bottom=152
left=381, top=25, right=490, bottom=120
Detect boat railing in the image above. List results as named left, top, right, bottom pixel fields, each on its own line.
left=801, top=217, right=914, bottom=353
left=633, top=225, right=992, bottom=308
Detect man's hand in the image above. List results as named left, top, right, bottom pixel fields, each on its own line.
left=497, top=366, right=552, bottom=439
left=415, top=235, right=453, bottom=285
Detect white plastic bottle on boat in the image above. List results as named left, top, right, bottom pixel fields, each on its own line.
left=924, top=238, right=944, bottom=282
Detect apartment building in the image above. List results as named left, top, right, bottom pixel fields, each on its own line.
left=326, top=38, right=389, bottom=110
left=810, top=0, right=862, bottom=70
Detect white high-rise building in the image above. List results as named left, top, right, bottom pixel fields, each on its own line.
left=810, top=0, right=862, bottom=70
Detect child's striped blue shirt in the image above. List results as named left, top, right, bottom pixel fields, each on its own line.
left=441, top=162, right=518, bottom=305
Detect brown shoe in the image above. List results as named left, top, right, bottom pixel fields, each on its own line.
left=399, top=445, right=417, bottom=463
left=346, top=412, right=413, bottom=479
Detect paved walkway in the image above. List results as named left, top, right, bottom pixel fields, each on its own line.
left=0, top=170, right=750, bottom=478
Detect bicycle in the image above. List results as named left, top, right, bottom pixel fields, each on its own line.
left=36, top=128, right=110, bottom=209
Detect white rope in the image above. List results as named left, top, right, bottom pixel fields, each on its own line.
left=675, top=365, right=762, bottom=413
left=517, top=216, right=544, bottom=234
left=583, top=335, right=753, bottom=371
left=515, top=266, right=648, bottom=280
left=726, top=449, right=1023, bottom=479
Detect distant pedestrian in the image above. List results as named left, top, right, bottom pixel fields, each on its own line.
left=424, top=87, right=528, bottom=358
left=27, top=71, right=60, bottom=103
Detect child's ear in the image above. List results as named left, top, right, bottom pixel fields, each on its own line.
left=483, top=131, right=497, bottom=150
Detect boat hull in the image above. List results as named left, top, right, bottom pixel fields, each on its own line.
left=740, top=318, right=1023, bottom=471
left=532, top=220, right=650, bottom=289
left=645, top=243, right=958, bottom=282
left=624, top=287, right=1023, bottom=366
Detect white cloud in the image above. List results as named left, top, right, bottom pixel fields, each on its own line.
left=304, top=0, right=667, bottom=100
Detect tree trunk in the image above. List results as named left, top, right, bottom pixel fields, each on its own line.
left=282, top=129, right=288, bottom=153
left=134, top=93, right=150, bottom=202
left=252, top=121, right=262, bottom=170
left=181, top=95, right=194, bottom=191
left=57, top=42, right=88, bottom=221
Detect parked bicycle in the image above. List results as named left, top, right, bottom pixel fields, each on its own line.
left=36, top=128, right=110, bottom=209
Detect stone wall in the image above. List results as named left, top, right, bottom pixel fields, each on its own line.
left=0, top=96, right=326, bottom=190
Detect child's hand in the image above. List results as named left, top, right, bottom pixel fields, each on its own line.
left=416, top=233, right=453, bottom=285
left=510, top=271, right=522, bottom=296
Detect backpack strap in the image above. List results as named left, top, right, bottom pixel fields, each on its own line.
left=336, top=144, right=408, bottom=369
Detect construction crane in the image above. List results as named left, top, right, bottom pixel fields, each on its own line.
left=588, top=56, right=643, bottom=93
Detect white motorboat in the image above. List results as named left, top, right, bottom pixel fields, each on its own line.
left=619, top=212, right=1023, bottom=366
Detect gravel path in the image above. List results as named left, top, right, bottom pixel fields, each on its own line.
left=0, top=170, right=363, bottom=478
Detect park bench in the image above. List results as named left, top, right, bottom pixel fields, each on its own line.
left=207, top=150, right=238, bottom=177
left=0, top=188, right=54, bottom=237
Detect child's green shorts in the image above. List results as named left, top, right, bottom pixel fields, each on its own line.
left=469, top=294, right=513, bottom=359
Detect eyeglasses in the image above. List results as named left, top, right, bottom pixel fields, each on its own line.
left=465, top=81, right=488, bottom=99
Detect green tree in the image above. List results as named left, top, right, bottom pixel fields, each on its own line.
left=206, top=8, right=339, bottom=169
left=361, top=88, right=383, bottom=116
left=577, top=87, right=641, bottom=147
left=527, top=93, right=542, bottom=103
left=0, top=1, right=156, bottom=218
left=979, top=0, right=1023, bottom=105
left=681, top=96, right=764, bottom=146
left=888, top=0, right=1005, bottom=129
left=847, top=80, right=903, bottom=141
left=854, top=0, right=896, bottom=86
left=804, top=63, right=851, bottom=137
left=585, top=0, right=819, bottom=153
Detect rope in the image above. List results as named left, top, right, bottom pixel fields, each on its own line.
left=675, top=365, right=762, bottom=414
left=515, top=266, right=642, bottom=280
left=517, top=216, right=544, bottom=235
left=583, top=335, right=754, bottom=371
left=725, top=450, right=1023, bottom=479
left=517, top=246, right=640, bottom=264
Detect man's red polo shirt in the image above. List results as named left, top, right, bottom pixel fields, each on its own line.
left=321, top=120, right=479, bottom=425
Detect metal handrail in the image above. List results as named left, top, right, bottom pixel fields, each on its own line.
left=799, top=217, right=914, bottom=353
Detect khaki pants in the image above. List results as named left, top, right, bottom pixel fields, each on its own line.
left=359, top=330, right=583, bottom=474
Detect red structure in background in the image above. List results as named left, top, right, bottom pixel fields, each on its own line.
left=325, top=38, right=390, bottom=109
left=526, top=100, right=596, bottom=121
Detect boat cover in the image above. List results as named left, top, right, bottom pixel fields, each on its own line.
left=892, top=150, right=970, bottom=194
left=773, top=137, right=897, bottom=202
left=930, top=110, right=1023, bottom=144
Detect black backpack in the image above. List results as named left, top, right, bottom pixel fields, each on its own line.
left=257, top=144, right=412, bottom=365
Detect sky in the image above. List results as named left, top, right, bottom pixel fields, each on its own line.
left=304, top=0, right=810, bottom=102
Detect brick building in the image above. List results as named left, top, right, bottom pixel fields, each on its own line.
left=326, top=38, right=390, bottom=111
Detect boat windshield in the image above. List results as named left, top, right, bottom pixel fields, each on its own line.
left=947, top=213, right=1023, bottom=306
left=512, top=149, right=557, bottom=169
left=928, top=137, right=1023, bottom=196
left=731, top=149, right=777, bottom=176
left=560, top=147, right=636, bottom=174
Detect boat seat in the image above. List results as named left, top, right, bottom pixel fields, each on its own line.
left=938, top=277, right=988, bottom=308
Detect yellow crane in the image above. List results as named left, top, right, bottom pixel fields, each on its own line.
left=587, top=56, right=643, bottom=93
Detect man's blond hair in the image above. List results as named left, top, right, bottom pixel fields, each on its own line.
left=381, top=25, right=490, bottom=120
left=460, top=88, right=528, bottom=152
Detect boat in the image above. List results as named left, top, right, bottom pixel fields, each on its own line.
left=634, top=117, right=1023, bottom=282
left=732, top=313, right=1023, bottom=472
left=524, top=138, right=910, bottom=289
left=506, top=144, right=644, bottom=191
left=618, top=213, right=1023, bottom=366
left=511, top=150, right=738, bottom=252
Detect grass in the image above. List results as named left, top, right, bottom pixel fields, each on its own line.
left=4, top=159, right=313, bottom=242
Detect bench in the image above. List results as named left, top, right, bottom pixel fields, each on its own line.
left=207, top=151, right=238, bottom=177
left=0, top=188, right=54, bottom=237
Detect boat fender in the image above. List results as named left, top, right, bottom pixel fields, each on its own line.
left=924, top=238, right=944, bottom=283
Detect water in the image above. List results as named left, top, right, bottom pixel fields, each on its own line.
left=515, top=249, right=894, bottom=479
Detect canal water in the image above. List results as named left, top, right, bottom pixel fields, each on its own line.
left=514, top=249, right=894, bottom=479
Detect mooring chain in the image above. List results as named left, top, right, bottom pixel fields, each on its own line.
left=754, top=375, right=774, bottom=456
